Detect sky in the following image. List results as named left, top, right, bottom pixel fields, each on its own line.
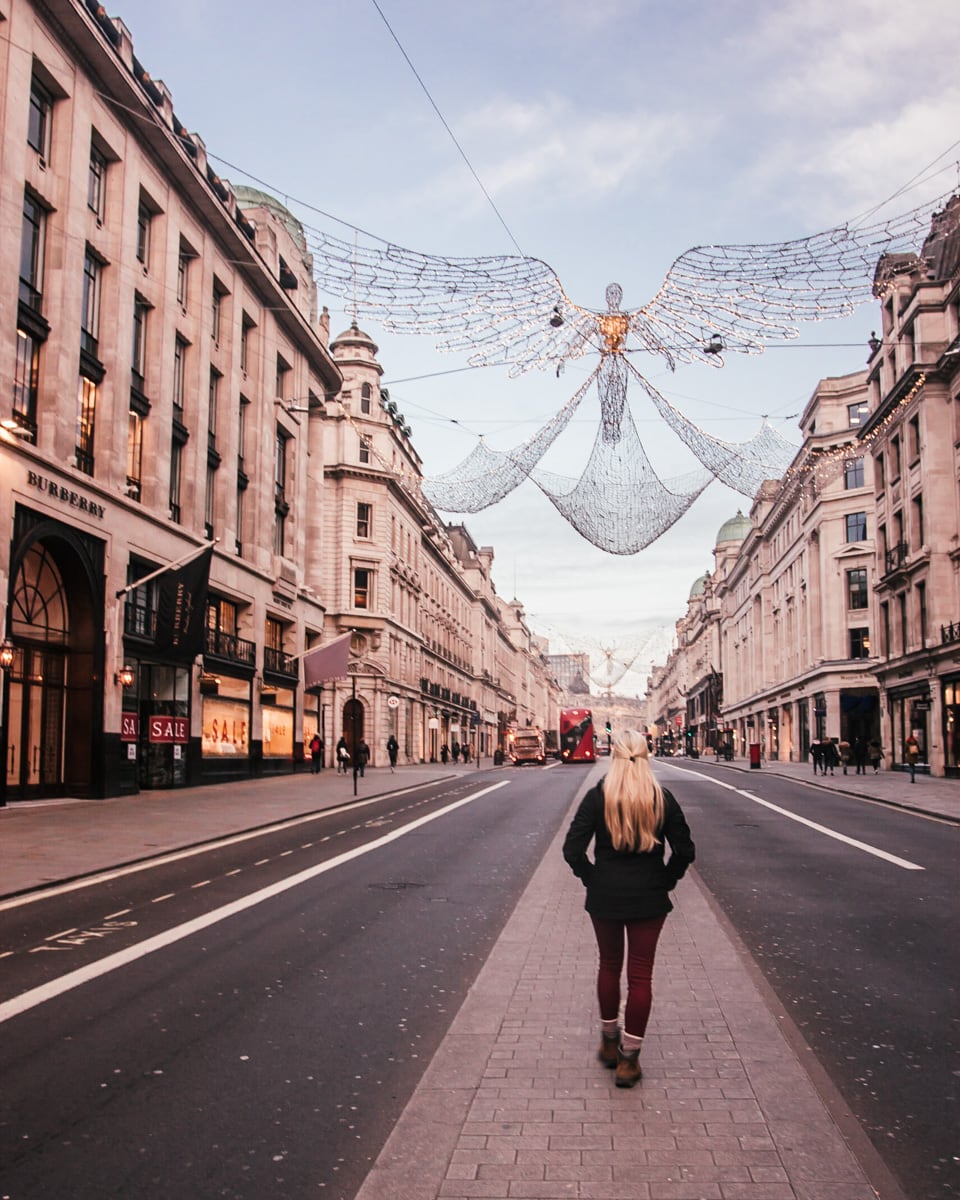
left=111, top=0, right=959, bottom=695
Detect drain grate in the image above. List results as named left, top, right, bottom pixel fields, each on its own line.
left=368, top=880, right=426, bottom=891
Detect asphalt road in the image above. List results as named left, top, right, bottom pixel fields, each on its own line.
left=656, top=758, right=960, bottom=1200
left=0, top=766, right=584, bottom=1199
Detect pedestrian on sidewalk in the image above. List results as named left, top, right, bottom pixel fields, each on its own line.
left=386, top=734, right=399, bottom=772
left=336, top=736, right=349, bottom=774
left=852, top=736, right=868, bottom=775
left=309, top=732, right=324, bottom=774
left=822, top=738, right=838, bottom=776
left=354, top=739, right=370, bottom=779
left=905, top=734, right=920, bottom=782
left=810, top=739, right=824, bottom=775
left=869, top=739, right=882, bottom=773
left=838, top=738, right=851, bottom=774
left=562, top=729, right=696, bottom=1089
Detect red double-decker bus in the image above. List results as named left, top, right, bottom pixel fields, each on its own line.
left=559, top=708, right=595, bottom=763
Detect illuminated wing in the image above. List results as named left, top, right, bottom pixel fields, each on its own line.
left=305, top=227, right=600, bottom=376
left=633, top=190, right=955, bottom=367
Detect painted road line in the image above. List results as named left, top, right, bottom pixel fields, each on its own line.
left=661, top=763, right=924, bottom=870
left=0, top=781, right=511, bottom=1025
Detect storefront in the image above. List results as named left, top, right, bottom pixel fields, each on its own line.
left=2, top=505, right=106, bottom=803
left=887, top=684, right=930, bottom=772
left=942, top=677, right=960, bottom=777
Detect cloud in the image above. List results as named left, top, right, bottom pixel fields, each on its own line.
left=415, top=93, right=699, bottom=212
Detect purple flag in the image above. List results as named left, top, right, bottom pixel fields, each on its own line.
left=302, top=632, right=352, bottom=690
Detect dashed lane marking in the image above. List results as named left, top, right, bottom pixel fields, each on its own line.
left=0, top=780, right=511, bottom=1024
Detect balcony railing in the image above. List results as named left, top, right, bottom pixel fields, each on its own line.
left=263, top=646, right=298, bottom=677
left=883, top=541, right=909, bottom=575
left=205, top=627, right=256, bottom=667
left=942, top=622, right=960, bottom=645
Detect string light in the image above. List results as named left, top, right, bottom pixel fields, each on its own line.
left=301, top=186, right=958, bottom=554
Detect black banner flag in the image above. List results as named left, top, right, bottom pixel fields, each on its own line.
left=154, top=545, right=213, bottom=664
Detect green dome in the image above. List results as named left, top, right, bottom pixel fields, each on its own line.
left=233, top=185, right=307, bottom=253
left=716, top=511, right=751, bottom=545
left=688, top=573, right=708, bottom=600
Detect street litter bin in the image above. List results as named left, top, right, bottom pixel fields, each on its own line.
left=749, top=743, right=761, bottom=769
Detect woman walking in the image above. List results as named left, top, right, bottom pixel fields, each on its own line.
left=562, top=729, right=695, bottom=1087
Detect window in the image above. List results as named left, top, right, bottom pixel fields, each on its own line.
left=265, top=617, right=283, bottom=651
left=890, top=435, right=901, bottom=480
left=211, top=281, right=225, bottom=344
left=357, top=502, right=372, bottom=538
left=274, top=425, right=290, bottom=556
left=208, top=368, right=220, bottom=450
left=126, top=410, right=143, bottom=500
left=913, top=494, right=924, bottom=547
left=169, top=435, right=184, bottom=523
left=176, top=250, right=189, bottom=307
left=875, top=451, right=885, bottom=490
left=88, top=143, right=107, bottom=221
left=237, top=394, right=248, bottom=471
left=27, top=77, right=52, bottom=159
left=847, top=568, right=868, bottom=610
left=847, top=400, right=869, bottom=427
left=75, top=375, right=97, bottom=475
left=240, top=313, right=254, bottom=373
left=131, top=296, right=149, bottom=389
left=204, top=463, right=216, bottom=540
left=908, top=416, right=920, bottom=463
left=843, top=457, right=865, bottom=490
left=136, top=200, right=151, bottom=266
left=276, top=353, right=291, bottom=401
left=354, top=567, right=370, bottom=609
left=359, top=434, right=371, bottom=464
left=361, top=382, right=372, bottom=414
left=898, top=593, right=908, bottom=654
left=81, top=250, right=102, bottom=357
left=881, top=601, right=890, bottom=659
left=13, top=328, right=40, bottom=441
left=173, top=336, right=187, bottom=417
left=849, top=627, right=870, bottom=659
left=917, top=580, right=927, bottom=646
left=845, top=512, right=867, bottom=542
left=20, top=193, right=45, bottom=310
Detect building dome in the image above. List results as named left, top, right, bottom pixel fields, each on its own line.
left=716, top=511, right=751, bottom=545
left=688, top=573, right=708, bottom=600
left=330, top=323, right=379, bottom=357
left=233, top=185, right=307, bottom=253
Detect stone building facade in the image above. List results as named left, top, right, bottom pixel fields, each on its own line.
left=0, top=0, right=559, bottom=801
left=646, top=195, right=960, bottom=777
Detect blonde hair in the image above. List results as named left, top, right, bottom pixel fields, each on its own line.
left=603, top=729, right=664, bottom=852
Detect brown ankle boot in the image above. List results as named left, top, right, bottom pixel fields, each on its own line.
left=597, top=1033, right=619, bottom=1068
left=615, top=1048, right=642, bottom=1088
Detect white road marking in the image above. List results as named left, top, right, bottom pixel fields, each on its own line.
left=0, top=780, right=447, bottom=914
left=660, top=763, right=924, bottom=870
left=0, top=780, right=511, bottom=1025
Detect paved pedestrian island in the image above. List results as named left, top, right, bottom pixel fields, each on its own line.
left=356, top=811, right=899, bottom=1200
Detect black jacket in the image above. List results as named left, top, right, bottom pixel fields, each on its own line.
left=562, top=782, right=695, bottom=920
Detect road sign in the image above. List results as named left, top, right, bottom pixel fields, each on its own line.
left=386, top=694, right=400, bottom=709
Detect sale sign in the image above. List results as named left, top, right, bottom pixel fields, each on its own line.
left=120, top=713, right=139, bottom=742
left=148, top=715, right=189, bottom=744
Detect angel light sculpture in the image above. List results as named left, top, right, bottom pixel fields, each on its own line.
left=304, top=190, right=956, bottom=553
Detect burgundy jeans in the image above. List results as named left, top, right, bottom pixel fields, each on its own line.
left=590, top=913, right=667, bottom=1038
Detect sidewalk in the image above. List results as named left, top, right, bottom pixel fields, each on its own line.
left=3, top=759, right=952, bottom=1198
